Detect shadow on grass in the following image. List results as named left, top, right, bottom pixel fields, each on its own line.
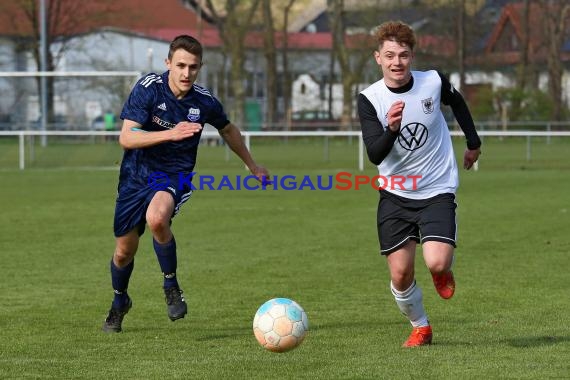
left=312, top=319, right=403, bottom=331
left=195, top=333, right=243, bottom=341
left=506, top=335, right=570, bottom=348
left=191, top=319, right=404, bottom=342
left=195, top=326, right=252, bottom=341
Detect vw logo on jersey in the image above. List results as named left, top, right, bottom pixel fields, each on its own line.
left=398, top=122, right=428, bottom=151
left=421, top=97, right=434, bottom=114
left=187, top=107, right=200, bottom=122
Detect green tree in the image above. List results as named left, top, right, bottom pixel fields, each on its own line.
left=327, top=0, right=375, bottom=130
left=198, top=0, right=262, bottom=125
left=538, top=0, right=570, bottom=121
left=277, top=0, right=298, bottom=129
left=261, top=0, right=277, bottom=128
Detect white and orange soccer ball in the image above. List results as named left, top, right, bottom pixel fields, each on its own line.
left=253, top=298, right=309, bottom=353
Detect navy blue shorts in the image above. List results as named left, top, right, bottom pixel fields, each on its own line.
left=377, top=191, right=457, bottom=255
left=113, top=180, right=193, bottom=237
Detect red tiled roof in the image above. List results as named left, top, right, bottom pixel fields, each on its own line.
left=0, top=0, right=215, bottom=38
left=417, top=35, right=456, bottom=56
left=146, top=28, right=222, bottom=46
left=485, top=2, right=530, bottom=55
left=484, top=1, right=570, bottom=60
left=116, top=28, right=333, bottom=50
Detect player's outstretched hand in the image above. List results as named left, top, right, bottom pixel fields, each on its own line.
left=251, top=165, right=271, bottom=186
left=464, top=148, right=481, bottom=170
left=171, top=122, right=202, bottom=141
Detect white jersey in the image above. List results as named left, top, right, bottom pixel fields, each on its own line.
left=359, top=70, right=458, bottom=199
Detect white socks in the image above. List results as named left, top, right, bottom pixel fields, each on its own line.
left=391, top=280, right=429, bottom=327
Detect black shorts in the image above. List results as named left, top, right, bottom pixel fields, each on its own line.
left=377, top=191, right=457, bottom=255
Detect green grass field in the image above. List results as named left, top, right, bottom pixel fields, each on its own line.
left=0, top=137, right=569, bottom=379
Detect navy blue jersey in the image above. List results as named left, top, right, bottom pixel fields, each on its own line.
left=119, top=71, right=230, bottom=186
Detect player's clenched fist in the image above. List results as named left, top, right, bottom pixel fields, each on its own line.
left=387, top=100, right=405, bottom=132
left=170, top=122, right=202, bottom=141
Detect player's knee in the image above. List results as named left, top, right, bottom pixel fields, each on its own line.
left=114, top=249, right=135, bottom=267
left=428, top=261, right=450, bottom=274
left=146, top=212, right=170, bottom=234
left=390, top=270, right=415, bottom=290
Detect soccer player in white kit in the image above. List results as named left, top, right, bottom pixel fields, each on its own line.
left=358, top=21, right=481, bottom=347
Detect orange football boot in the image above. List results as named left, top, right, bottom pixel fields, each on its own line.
left=402, top=326, right=433, bottom=347
left=432, top=270, right=455, bottom=299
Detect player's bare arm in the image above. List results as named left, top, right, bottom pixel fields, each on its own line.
left=387, top=101, right=405, bottom=132
left=218, top=123, right=270, bottom=181
left=119, top=119, right=202, bottom=149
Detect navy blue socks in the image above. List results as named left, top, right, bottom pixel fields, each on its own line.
left=111, top=259, right=134, bottom=308
left=153, top=237, right=179, bottom=289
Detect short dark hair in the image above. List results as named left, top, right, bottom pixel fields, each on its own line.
left=168, top=35, right=203, bottom=61
left=374, top=21, right=416, bottom=51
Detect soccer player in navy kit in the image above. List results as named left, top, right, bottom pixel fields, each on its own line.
left=102, top=35, right=269, bottom=332
left=357, top=21, right=481, bottom=347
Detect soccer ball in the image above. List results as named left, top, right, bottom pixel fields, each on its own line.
left=253, top=298, right=309, bottom=353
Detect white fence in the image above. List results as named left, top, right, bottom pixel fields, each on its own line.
left=1, top=130, right=569, bottom=170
